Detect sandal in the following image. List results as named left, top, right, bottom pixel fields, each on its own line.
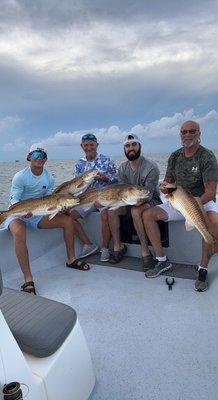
left=21, top=281, right=36, bottom=295
left=66, top=259, right=90, bottom=271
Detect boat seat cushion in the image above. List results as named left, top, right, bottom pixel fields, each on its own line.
left=0, top=288, right=77, bottom=358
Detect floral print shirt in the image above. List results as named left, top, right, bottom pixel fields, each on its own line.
left=74, top=153, right=118, bottom=189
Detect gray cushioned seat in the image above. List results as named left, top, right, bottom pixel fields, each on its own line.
left=0, top=288, right=77, bottom=357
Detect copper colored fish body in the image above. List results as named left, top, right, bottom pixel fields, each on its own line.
left=53, top=169, right=98, bottom=196
left=165, top=186, right=214, bottom=245
left=0, top=195, right=80, bottom=225
left=79, top=183, right=150, bottom=210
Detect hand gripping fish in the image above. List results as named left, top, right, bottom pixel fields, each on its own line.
left=79, top=183, right=150, bottom=210
left=0, top=194, right=80, bottom=226
left=53, top=169, right=99, bottom=196
left=165, top=185, right=215, bottom=246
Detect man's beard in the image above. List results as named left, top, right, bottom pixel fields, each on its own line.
left=182, top=137, right=200, bottom=148
left=125, top=147, right=141, bottom=161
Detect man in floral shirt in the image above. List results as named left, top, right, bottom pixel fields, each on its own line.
left=71, top=133, right=118, bottom=261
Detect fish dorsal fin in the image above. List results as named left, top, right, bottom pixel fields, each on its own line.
left=185, top=219, right=195, bottom=231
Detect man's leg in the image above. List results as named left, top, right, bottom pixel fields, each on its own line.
left=38, top=214, right=78, bottom=264
left=70, top=209, right=98, bottom=258
left=108, top=207, right=126, bottom=251
left=131, top=203, right=150, bottom=257
left=71, top=209, right=93, bottom=245
left=142, top=206, right=172, bottom=278
left=195, top=211, right=218, bottom=292
left=9, top=219, right=33, bottom=283
left=100, top=209, right=111, bottom=248
left=143, top=206, right=169, bottom=257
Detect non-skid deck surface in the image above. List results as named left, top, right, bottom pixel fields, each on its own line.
left=3, top=250, right=218, bottom=400
left=85, top=253, right=197, bottom=280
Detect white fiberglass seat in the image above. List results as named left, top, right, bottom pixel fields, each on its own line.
left=0, top=269, right=95, bottom=400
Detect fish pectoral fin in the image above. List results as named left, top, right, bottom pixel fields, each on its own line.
left=108, top=205, right=120, bottom=210
left=185, top=220, right=195, bottom=231
left=122, top=197, right=136, bottom=205
left=49, top=211, right=59, bottom=220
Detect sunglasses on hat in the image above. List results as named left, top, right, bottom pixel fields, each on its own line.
left=31, top=151, right=47, bottom=159
left=81, top=134, right=97, bottom=142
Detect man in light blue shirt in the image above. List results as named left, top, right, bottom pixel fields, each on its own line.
left=72, top=133, right=118, bottom=262
left=6, top=143, right=90, bottom=294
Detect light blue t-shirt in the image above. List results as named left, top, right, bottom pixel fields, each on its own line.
left=9, top=167, right=55, bottom=206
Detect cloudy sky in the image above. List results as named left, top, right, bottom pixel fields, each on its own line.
left=0, top=0, right=218, bottom=161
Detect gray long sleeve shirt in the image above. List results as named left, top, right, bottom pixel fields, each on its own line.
left=118, top=156, right=161, bottom=206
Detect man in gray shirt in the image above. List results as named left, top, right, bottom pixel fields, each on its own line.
left=108, top=134, right=161, bottom=265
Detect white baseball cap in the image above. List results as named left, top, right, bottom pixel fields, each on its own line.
left=123, top=134, right=141, bottom=146
left=27, top=143, right=47, bottom=161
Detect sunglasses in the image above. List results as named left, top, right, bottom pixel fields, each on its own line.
left=31, top=151, right=47, bottom=159
left=180, top=129, right=199, bottom=134
left=81, top=134, right=97, bottom=142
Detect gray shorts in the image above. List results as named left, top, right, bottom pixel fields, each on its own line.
left=157, top=200, right=218, bottom=222
left=4, top=215, right=43, bottom=230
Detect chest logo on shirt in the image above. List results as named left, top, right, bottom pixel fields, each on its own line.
left=191, top=166, right=198, bottom=173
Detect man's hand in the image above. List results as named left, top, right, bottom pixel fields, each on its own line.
left=159, top=180, right=172, bottom=194
left=135, top=199, right=146, bottom=207
left=23, top=212, right=33, bottom=219
left=95, top=172, right=109, bottom=182
left=94, top=201, right=102, bottom=208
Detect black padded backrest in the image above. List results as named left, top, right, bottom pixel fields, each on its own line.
left=0, top=269, right=3, bottom=296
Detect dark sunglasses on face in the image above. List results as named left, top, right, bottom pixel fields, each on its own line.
left=81, top=134, right=97, bottom=142
left=31, top=151, right=47, bottom=159
left=180, top=129, right=199, bottom=134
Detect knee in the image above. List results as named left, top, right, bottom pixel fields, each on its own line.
left=10, top=225, right=25, bottom=240
left=142, top=208, right=155, bottom=224
left=108, top=210, right=115, bottom=220
left=61, top=215, right=74, bottom=229
left=131, top=207, right=140, bottom=220
left=101, top=210, right=108, bottom=222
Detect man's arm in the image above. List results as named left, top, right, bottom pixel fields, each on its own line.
left=143, top=167, right=160, bottom=202
left=45, top=174, right=55, bottom=196
left=118, top=164, right=128, bottom=184
left=200, top=181, right=217, bottom=204
left=200, top=153, right=218, bottom=203
left=9, top=174, right=24, bottom=205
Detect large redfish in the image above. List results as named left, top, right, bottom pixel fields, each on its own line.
left=53, top=169, right=98, bottom=196
left=165, top=185, right=214, bottom=245
left=79, top=183, right=150, bottom=210
left=0, top=195, right=80, bottom=225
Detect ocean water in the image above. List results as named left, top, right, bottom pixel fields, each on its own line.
left=0, top=150, right=217, bottom=209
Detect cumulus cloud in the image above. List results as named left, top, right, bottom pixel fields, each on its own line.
left=16, top=109, right=216, bottom=150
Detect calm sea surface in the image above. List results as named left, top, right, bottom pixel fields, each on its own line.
left=0, top=150, right=217, bottom=209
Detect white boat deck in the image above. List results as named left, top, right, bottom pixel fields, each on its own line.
left=2, top=230, right=218, bottom=400
left=1, top=206, right=218, bottom=400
